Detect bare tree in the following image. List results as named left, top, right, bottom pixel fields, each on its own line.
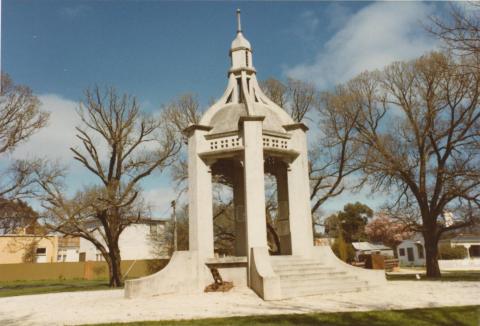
left=0, top=74, right=48, bottom=154
left=211, top=184, right=235, bottom=255
left=321, top=52, right=480, bottom=277
left=163, top=94, right=201, bottom=141
left=37, top=86, right=181, bottom=287
left=287, top=78, right=317, bottom=122
left=261, top=77, right=317, bottom=122
left=430, top=3, right=480, bottom=57
left=261, top=78, right=287, bottom=108
left=0, top=74, right=49, bottom=198
left=309, top=107, right=361, bottom=219
left=264, top=175, right=282, bottom=254
left=163, top=93, right=202, bottom=196
left=261, top=77, right=359, bottom=231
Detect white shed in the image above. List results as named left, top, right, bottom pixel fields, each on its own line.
left=397, top=233, right=426, bottom=266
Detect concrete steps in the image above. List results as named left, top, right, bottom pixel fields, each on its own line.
left=277, top=272, right=354, bottom=282
left=274, top=265, right=336, bottom=274
left=281, top=279, right=370, bottom=299
left=275, top=270, right=348, bottom=279
left=270, top=255, right=371, bottom=299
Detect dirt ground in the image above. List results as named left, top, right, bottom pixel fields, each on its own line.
left=0, top=281, right=479, bottom=325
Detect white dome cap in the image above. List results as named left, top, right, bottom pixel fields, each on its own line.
left=198, top=9, right=296, bottom=133
left=231, top=32, right=251, bottom=50
left=231, top=9, right=251, bottom=50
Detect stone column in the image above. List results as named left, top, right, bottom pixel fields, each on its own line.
left=241, top=116, right=268, bottom=259
left=233, top=161, right=247, bottom=256
left=285, top=124, right=314, bottom=257
left=185, top=126, right=214, bottom=260
left=276, top=163, right=291, bottom=255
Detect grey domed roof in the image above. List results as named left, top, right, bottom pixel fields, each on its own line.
left=198, top=9, right=295, bottom=134
left=208, top=103, right=286, bottom=135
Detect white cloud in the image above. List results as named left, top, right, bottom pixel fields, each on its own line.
left=12, top=94, right=81, bottom=162
left=287, top=2, right=439, bottom=89
left=12, top=94, right=117, bottom=165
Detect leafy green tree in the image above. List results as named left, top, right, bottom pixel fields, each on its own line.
left=325, top=202, right=373, bottom=243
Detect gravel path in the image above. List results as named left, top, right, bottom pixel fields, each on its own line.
left=0, top=281, right=479, bottom=325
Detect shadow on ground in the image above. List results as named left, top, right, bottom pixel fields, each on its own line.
left=87, top=305, right=480, bottom=326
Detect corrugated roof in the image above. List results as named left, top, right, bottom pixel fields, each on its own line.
left=352, top=242, right=392, bottom=251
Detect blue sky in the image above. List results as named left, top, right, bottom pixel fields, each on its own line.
left=3, top=1, right=362, bottom=106
left=2, top=1, right=448, bottom=217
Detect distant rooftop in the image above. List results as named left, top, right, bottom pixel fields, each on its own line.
left=450, top=234, right=480, bottom=244
left=352, top=242, right=392, bottom=251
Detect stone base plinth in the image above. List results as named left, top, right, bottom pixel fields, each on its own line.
left=124, top=246, right=386, bottom=300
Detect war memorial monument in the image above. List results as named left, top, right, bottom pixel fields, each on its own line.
left=125, top=10, right=384, bottom=301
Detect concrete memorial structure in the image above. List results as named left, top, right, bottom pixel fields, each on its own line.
left=125, top=10, right=385, bottom=300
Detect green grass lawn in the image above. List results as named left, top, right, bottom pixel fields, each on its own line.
left=87, top=306, right=480, bottom=326
left=0, top=279, right=114, bottom=297
left=386, top=270, right=480, bottom=281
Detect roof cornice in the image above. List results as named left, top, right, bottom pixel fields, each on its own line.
left=182, top=124, right=213, bottom=137
left=283, top=123, right=309, bottom=132
left=238, top=115, right=265, bottom=127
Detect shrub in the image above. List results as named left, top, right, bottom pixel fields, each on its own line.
left=438, top=244, right=467, bottom=260
left=331, top=237, right=356, bottom=263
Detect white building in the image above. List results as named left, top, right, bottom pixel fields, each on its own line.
left=57, top=236, right=80, bottom=262
left=397, top=233, right=427, bottom=266
left=397, top=233, right=480, bottom=267
left=449, top=234, right=480, bottom=259
left=58, top=220, right=168, bottom=262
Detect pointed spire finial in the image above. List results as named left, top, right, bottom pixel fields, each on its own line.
left=236, top=9, right=242, bottom=33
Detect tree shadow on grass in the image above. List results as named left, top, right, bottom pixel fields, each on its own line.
left=228, top=306, right=478, bottom=326
left=92, top=306, right=479, bottom=326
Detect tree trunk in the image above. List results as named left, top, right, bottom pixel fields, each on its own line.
left=424, top=233, right=441, bottom=278
left=266, top=222, right=281, bottom=255
left=107, top=244, right=123, bottom=287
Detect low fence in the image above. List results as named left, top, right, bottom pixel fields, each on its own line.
left=351, top=255, right=399, bottom=271
left=0, top=259, right=169, bottom=282
left=351, top=261, right=365, bottom=268
left=384, top=258, right=399, bottom=271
